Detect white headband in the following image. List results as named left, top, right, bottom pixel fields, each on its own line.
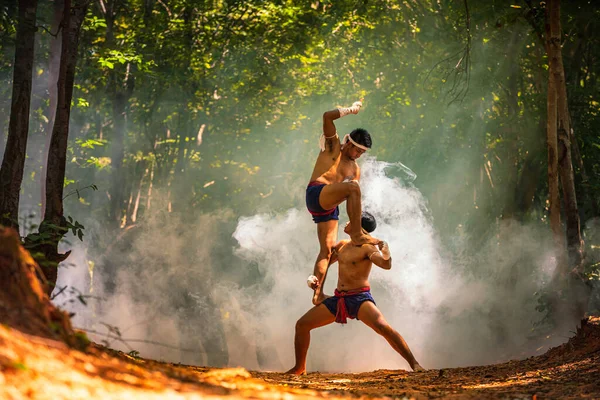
left=342, top=134, right=369, bottom=151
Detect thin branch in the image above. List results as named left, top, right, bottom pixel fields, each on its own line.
left=447, top=0, right=472, bottom=104
left=423, top=0, right=471, bottom=104
left=50, top=285, right=68, bottom=300
left=78, top=328, right=206, bottom=353
left=36, top=24, right=62, bottom=37
left=422, top=49, right=464, bottom=87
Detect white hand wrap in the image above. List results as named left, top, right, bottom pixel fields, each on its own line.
left=338, top=101, right=362, bottom=117
left=307, top=275, right=318, bottom=288
left=381, top=241, right=391, bottom=260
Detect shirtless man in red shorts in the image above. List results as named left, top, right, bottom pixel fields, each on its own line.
left=287, top=213, right=425, bottom=374
left=305, top=100, right=379, bottom=305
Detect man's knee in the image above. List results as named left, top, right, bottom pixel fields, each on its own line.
left=372, top=319, right=390, bottom=336
left=296, top=319, right=311, bottom=333
left=345, top=180, right=361, bottom=196
left=317, top=247, right=333, bottom=259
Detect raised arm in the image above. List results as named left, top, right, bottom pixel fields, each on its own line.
left=367, top=241, right=392, bottom=270
left=319, top=101, right=362, bottom=153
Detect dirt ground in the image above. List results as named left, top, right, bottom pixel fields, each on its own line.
left=1, top=317, right=599, bottom=400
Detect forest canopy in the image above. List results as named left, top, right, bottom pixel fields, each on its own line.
left=0, top=0, right=599, bottom=370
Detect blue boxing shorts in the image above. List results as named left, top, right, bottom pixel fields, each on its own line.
left=322, top=287, right=376, bottom=324
left=305, top=181, right=339, bottom=223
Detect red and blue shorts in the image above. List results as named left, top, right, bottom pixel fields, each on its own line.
left=322, top=288, right=376, bottom=324
left=305, top=182, right=339, bottom=223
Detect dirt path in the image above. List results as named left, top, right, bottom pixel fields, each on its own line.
left=1, top=318, right=599, bottom=399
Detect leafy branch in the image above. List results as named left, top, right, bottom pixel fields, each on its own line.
left=63, top=184, right=98, bottom=201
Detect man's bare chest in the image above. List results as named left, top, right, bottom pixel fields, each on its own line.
left=338, top=246, right=367, bottom=265
left=332, top=158, right=358, bottom=179
left=338, top=159, right=356, bottom=171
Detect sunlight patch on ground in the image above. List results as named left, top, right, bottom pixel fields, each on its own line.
left=464, top=377, right=542, bottom=389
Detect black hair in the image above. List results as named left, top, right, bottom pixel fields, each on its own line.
left=349, top=128, right=372, bottom=149
left=361, top=211, right=377, bottom=233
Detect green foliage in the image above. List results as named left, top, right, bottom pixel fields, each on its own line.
left=127, top=350, right=141, bottom=358
left=42, top=0, right=596, bottom=236
left=66, top=216, right=86, bottom=241
left=2, top=1, right=600, bottom=322
left=10, top=362, right=28, bottom=371
left=49, top=321, right=62, bottom=335
left=74, top=331, right=92, bottom=350
left=0, top=2, right=17, bottom=42
left=76, top=138, right=106, bottom=149
left=83, top=15, right=107, bottom=31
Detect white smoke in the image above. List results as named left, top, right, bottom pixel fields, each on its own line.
left=227, top=157, right=562, bottom=371
left=55, top=158, right=567, bottom=372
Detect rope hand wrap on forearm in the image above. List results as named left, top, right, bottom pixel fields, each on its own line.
left=338, top=101, right=362, bottom=117
left=319, top=101, right=362, bottom=151
left=368, top=241, right=391, bottom=261
left=380, top=241, right=391, bottom=260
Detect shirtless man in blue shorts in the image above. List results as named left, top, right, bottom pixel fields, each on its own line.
left=286, top=212, right=425, bottom=374
left=306, top=100, right=379, bottom=305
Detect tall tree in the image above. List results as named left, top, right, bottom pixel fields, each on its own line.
left=101, top=0, right=135, bottom=227
left=545, top=0, right=562, bottom=262
left=0, top=0, right=38, bottom=230
left=550, top=0, right=584, bottom=272
left=40, top=0, right=64, bottom=217
left=546, top=0, right=584, bottom=274
left=35, top=0, right=89, bottom=292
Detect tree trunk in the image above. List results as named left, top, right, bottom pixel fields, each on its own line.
left=0, top=0, right=38, bottom=231
left=514, top=152, right=543, bottom=219
left=501, top=28, right=524, bottom=220
left=130, top=163, right=148, bottom=223
left=547, top=0, right=584, bottom=273
left=543, top=0, right=589, bottom=323
left=545, top=7, right=563, bottom=261
left=40, top=0, right=63, bottom=219
left=109, top=92, right=129, bottom=227
left=103, top=0, right=135, bottom=227
left=34, top=0, right=88, bottom=294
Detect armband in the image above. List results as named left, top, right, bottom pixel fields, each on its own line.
left=319, top=132, right=338, bottom=152
left=338, top=101, right=362, bottom=118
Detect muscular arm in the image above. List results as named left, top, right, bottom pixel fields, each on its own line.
left=367, top=243, right=392, bottom=270
left=322, top=109, right=341, bottom=154
left=321, top=101, right=362, bottom=153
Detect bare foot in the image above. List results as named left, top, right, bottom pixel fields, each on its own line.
left=285, top=367, right=306, bottom=375
left=350, top=233, right=380, bottom=246
left=412, top=363, right=426, bottom=372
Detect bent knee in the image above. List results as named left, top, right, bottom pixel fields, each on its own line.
left=345, top=180, right=361, bottom=195
left=296, top=319, right=312, bottom=332
left=317, top=247, right=333, bottom=259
